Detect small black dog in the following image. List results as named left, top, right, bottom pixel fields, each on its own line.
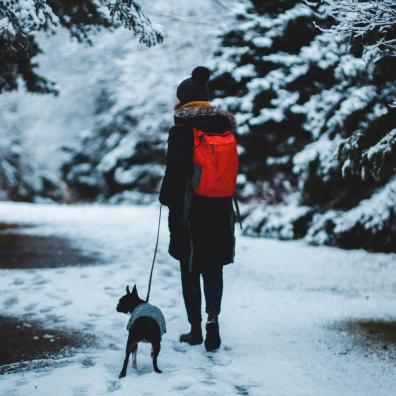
left=116, top=285, right=166, bottom=377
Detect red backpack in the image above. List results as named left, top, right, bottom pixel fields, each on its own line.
left=191, top=127, right=238, bottom=198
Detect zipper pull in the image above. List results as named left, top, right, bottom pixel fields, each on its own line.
left=211, top=144, right=214, bottom=156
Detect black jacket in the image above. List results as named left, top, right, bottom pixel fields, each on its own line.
left=159, top=105, right=237, bottom=273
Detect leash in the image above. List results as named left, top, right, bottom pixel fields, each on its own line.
left=146, top=203, right=163, bottom=303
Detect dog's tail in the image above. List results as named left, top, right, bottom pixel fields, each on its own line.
left=151, top=341, right=162, bottom=373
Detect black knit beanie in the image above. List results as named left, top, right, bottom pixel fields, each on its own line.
left=176, top=66, right=211, bottom=104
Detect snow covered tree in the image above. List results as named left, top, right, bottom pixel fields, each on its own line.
left=36, top=0, right=396, bottom=252
left=59, top=1, right=228, bottom=203
left=209, top=0, right=396, bottom=252
left=0, top=129, right=61, bottom=201
left=308, top=0, right=396, bottom=62
left=0, top=0, right=163, bottom=93
left=209, top=0, right=328, bottom=203
left=60, top=101, right=167, bottom=202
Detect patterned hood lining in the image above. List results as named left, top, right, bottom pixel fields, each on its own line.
left=174, top=105, right=236, bottom=131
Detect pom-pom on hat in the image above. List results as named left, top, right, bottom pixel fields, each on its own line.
left=177, top=66, right=211, bottom=104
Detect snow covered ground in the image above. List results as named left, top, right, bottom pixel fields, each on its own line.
left=0, top=202, right=395, bottom=395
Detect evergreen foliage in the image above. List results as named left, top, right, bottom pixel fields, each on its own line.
left=211, top=0, right=396, bottom=252
left=0, top=130, right=60, bottom=201
left=0, top=0, right=163, bottom=93
left=2, top=0, right=395, bottom=252
left=310, top=0, right=396, bottom=62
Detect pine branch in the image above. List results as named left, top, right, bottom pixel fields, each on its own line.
left=307, top=0, right=396, bottom=62
left=0, top=0, right=164, bottom=93
left=106, top=0, right=163, bottom=47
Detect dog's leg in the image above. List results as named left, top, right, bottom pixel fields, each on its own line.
left=131, top=343, right=138, bottom=369
left=119, top=335, right=136, bottom=379
left=151, top=341, right=162, bottom=373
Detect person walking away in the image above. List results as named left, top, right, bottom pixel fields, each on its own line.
left=159, top=66, right=238, bottom=351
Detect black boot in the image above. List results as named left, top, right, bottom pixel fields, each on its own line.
left=179, top=322, right=203, bottom=345
left=205, top=318, right=221, bottom=351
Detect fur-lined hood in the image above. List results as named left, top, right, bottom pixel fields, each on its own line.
left=174, top=105, right=236, bottom=132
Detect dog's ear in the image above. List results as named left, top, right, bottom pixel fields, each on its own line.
left=132, top=284, right=138, bottom=296
left=126, top=285, right=131, bottom=295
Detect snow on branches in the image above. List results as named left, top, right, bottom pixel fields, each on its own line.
left=0, top=0, right=164, bottom=93
left=306, top=0, right=396, bottom=62
left=106, top=0, right=164, bottom=47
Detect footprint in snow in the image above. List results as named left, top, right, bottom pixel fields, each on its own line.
left=159, top=268, right=174, bottom=277
left=205, top=345, right=233, bottom=366
left=22, top=312, right=35, bottom=320
left=107, top=342, right=122, bottom=351
left=83, top=322, right=95, bottom=330
left=161, top=299, right=177, bottom=309
left=104, top=287, right=118, bottom=298
left=234, top=382, right=259, bottom=396
left=107, top=380, right=121, bottom=393
left=80, top=356, right=96, bottom=368
left=173, top=383, right=193, bottom=391
left=24, top=303, right=38, bottom=311
left=72, top=386, right=90, bottom=396
left=196, top=366, right=225, bottom=387
left=33, top=277, right=47, bottom=285
left=4, top=297, right=18, bottom=307
left=45, top=292, right=62, bottom=299
left=235, top=385, right=250, bottom=395
left=45, top=313, right=66, bottom=323
left=171, top=340, right=189, bottom=353
left=166, top=314, right=179, bottom=322
left=39, top=306, right=53, bottom=313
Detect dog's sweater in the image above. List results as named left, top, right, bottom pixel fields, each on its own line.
left=127, top=303, right=167, bottom=336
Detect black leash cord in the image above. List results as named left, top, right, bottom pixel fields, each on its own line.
left=146, top=203, right=163, bottom=303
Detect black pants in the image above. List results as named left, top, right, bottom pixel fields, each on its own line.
left=180, top=261, right=223, bottom=324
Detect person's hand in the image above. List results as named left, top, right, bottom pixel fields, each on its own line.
left=159, top=194, right=169, bottom=206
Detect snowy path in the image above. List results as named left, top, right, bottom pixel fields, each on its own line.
left=0, top=203, right=395, bottom=396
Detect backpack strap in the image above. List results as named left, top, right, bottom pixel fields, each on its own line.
left=233, top=197, right=243, bottom=230
left=173, top=123, right=190, bottom=129
left=171, top=123, right=193, bottom=223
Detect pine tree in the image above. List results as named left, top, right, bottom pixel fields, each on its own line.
left=0, top=0, right=163, bottom=93
left=210, top=0, right=396, bottom=252
left=311, top=0, right=396, bottom=62
left=55, top=0, right=396, bottom=251
left=210, top=0, right=329, bottom=202
left=0, top=130, right=60, bottom=201
left=58, top=1, right=226, bottom=203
